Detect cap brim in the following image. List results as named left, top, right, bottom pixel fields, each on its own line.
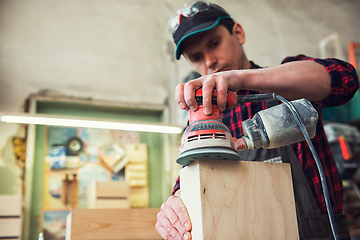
left=175, top=16, right=231, bottom=60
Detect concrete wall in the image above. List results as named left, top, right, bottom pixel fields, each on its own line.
left=0, top=0, right=360, bottom=195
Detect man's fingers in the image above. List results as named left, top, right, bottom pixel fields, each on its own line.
left=201, top=78, right=216, bottom=115
left=156, top=196, right=192, bottom=240
left=183, top=80, right=203, bottom=112
left=155, top=220, right=170, bottom=239
left=157, top=209, right=184, bottom=240
left=168, top=196, right=192, bottom=231
left=183, top=74, right=230, bottom=114
left=162, top=197, right=189, bottom=234
left=215, top=75, right=229, bottom=112
left=175, top=84, right=187, bottom=110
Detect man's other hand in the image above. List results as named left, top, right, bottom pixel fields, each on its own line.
left=155, top=195, right=192, bottom=240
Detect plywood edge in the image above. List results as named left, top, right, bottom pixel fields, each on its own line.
left=180, top=161, right=204, bottom=240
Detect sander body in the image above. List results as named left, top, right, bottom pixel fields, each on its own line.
left=176, top=89, right=318, bottom=166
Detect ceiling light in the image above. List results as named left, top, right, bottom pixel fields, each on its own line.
left=0, top=113, right=183, bottom=134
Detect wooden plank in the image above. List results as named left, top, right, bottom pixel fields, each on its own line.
left=94, top=199, right=129, bottom=209
left=124, top=143, right=149, bottom=208
left=68, top=208, right=161, bottom=240
left=180, top=159, right=299, bottom=240
left=88, top=181, right=130, bottom=209
left=0, top=219, right=22, bottom=237
left=0, top=195, right=22, bottom=216
left=96, top=181, right=129, bottom=198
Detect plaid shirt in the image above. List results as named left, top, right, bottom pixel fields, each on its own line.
left=172, top=55, right=359, bottom=214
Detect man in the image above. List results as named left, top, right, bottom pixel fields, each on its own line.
left=156, top=1, right=359, bottom=239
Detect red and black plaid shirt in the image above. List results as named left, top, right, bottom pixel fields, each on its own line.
left=172, top=55, right=359, bottom=214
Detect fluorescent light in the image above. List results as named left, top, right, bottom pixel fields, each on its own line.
left=0, top=113, right=183, bottom=134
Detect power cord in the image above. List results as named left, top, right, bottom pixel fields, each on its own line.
left=275, top=94, right=339, bottom=240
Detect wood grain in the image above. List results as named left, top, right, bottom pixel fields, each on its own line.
left=67, top=208, right=161, bottom=240
left=181, top=159, right=299, bottom=240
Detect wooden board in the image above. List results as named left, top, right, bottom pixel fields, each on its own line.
left=87, top=181, right=130, bottom=209
left=180, top=159, right=299, bottom=240
left=0, top=218, right=22, bottom=238
left=94, top=199, right=129, bottom=209
left=0, top=195, right=22, bottom=239
left=66, top=208, right=161, bottom=240
left=124, top=143, right=149, bottom=208
left=0, top=195, right=22, bottom=216
left=93, top=181, right=129, bottom=198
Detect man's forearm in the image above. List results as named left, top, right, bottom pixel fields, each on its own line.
left=241, top=61, right=331, bottom=101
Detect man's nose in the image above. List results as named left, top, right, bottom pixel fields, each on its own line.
left=204, top=53, right=217, bottom=74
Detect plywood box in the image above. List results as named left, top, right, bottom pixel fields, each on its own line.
left=180, top=159, right=299, bottom=240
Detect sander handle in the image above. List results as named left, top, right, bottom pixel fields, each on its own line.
left=195, top=92, right=276, bottom=110
left=236, top=93, right=276, bottom=104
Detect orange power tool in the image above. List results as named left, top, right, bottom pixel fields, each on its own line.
left=176, top=89, right=318, bottom=166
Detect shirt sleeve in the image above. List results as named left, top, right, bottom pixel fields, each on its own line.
left=172, top=176, right=180, bottom=195
left=281, top=55, right=359, bottom=109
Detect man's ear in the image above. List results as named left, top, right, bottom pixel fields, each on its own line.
left=232, top=22, right=246, bottom=45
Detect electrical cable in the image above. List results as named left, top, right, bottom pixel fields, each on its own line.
left=275, top=95, right=339, bottom=240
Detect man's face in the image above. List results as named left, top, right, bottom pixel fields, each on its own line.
left=182, top=24, right=247, bottom=75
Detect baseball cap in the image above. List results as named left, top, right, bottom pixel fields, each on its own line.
left=168, top=1, right=233, bottom=60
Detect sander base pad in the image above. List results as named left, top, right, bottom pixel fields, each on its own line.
left=176, top=147, right=240, bottom=166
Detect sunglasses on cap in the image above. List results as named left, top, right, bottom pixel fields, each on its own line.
left=168, top=1, right=227, bottom=35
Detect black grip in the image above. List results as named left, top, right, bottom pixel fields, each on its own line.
left=237, top=93, right=276, bottom=104
left=195, top=96, right=217, bottom=105
left=196, top=93, right=276, bottom=105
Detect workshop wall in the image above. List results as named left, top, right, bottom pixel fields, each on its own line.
left=0, top=0, right=360, bottom=196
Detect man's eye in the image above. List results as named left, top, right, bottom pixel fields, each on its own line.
left=191, top=56, right=200, bottom=62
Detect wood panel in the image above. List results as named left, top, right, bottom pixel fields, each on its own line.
left=95, top=181, right=129, bottom=198
left=0, top=195, right=22, bottom=216
left=88, top=181, right=130, bottom=209
left=94, top=199, right=129, bottom=209
left=66, top=208, right=161, bottom=240
left=180, top=159, right=299, bottom=240
left=0, top=195, right=22, bottom=239
left=124, top=143, right=149, bottom=208
left=0, top=219, right=22, bottom=238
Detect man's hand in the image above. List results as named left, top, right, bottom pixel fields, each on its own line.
left=175, top=70, right=242, bottom=115
left=155, top=195, right=192, bottom=240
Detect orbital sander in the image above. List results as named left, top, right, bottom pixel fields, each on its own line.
left=176, top=89, right=319, bottom=166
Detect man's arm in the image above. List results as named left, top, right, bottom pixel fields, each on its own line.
left=176, top=57, right=359, bottom=115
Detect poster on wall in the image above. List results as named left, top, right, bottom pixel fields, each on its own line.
left=42, top=126, right=145, bottom=240
left=43, top=126, right=141, bottom=210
